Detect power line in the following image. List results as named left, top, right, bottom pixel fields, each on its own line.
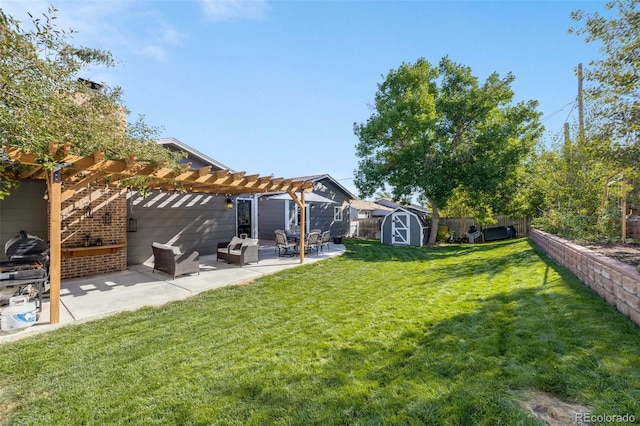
left=541, top=101, right=576, bottom=124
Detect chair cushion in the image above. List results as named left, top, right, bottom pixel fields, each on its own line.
left=228, top=237, right=244, bottom=249
left=241, top=238, right=258, bottom=247
left=152, top=242, right=181, bottom=255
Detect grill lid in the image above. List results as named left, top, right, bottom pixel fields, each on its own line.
left=5, top=231, right=49, bottom=259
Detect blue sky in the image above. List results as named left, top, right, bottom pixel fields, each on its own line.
left=2, top=0, right=607, bottom=197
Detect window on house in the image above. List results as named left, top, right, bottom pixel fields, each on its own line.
left=334, top=206, right=343, bottom=221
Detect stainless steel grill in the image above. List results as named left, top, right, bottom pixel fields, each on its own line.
left=0, top=231, right=49, bottom=312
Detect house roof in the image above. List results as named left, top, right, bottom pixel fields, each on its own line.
left=157, top=137, right=233, bottom=172
left=350, top=199, right=393, bottom=212
left=293, top=174, right=357, bottom=200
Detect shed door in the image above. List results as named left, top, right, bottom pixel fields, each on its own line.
left=392, top=213, right=410, bottom=245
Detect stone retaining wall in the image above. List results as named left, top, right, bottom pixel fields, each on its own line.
left=528, top=229, right=640, bottom=327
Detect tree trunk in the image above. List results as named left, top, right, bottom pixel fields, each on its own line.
left=428, top=199, right=439, bottom=245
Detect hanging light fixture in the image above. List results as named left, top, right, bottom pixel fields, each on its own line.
left=84, top=187, right=93, bottom=218
left=225, top=195, right=234, bottom=209
left=127, top=188, right=137, bottom=232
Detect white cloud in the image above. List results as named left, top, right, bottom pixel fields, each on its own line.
left=138, top=45, right=167, bottom=62
left=1, top=1, right=184, bottom=63
left=161, top=26, right=183, bottom=45
left=200, top=0, right=269, bottom=21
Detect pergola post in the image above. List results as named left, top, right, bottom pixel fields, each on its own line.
left=48, top=170, right=62, bottom=324
left=287, top=190, right=306, bottom=264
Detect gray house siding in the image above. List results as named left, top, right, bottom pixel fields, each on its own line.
left=257, top=199, right=287, bottom=240
left=258, top=177, right=352, bottom=240
left=0, top=181, right=48, bottom=262
left=126, top=190, right=237, bottom=265
left=311, top=180, right=350, bottom=237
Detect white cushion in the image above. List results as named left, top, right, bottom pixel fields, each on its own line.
left=228, top=237, right=244, bottom=248
left=241, top=238, right=258, bottom=247
left=152, top=242, right=181, bottom=255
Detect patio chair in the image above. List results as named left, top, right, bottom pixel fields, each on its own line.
left=152, top=242, right=200, bottom=279
left=304, top=231, right=320, bottom=255
left=284, top=228, right=298, bottom=242
left=217, top=237, right=259, bottom=266
left=275, top=231, right=297, bottom=257
left=318, top=231, right=331, bottom=253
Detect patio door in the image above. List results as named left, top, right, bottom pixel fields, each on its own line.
left=294, top=204, right=310, bottom=234
left=237, top=198, right=252, bottom=237
left=392, top=213, right=410, bottom=245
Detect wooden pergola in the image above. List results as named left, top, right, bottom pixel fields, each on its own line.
left=3, top=142, right=315, bottom=323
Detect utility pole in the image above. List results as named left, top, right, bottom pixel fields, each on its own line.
left=577, top=63, right=585, bottom=143
left=622, top=169, right=627, bottom=243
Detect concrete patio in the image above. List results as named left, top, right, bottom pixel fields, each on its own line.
left=0, top=242, right=345, bottom=343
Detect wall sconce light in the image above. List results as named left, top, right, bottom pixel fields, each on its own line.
left=103, top=210, right=112, bottom=225
left=225, top=196, right=234, bottom=209
left=128, top=217, right=138, bottom=232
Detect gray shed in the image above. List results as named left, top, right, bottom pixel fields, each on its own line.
left=380, top=207, right=430, bottom=246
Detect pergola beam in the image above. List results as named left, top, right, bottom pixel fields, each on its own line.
left=3, top=147, right=313, bottom=195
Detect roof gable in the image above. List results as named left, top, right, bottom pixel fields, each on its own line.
left=292, top=174, right=357, bottom=200
left=157, top=137, right=232, bottom=172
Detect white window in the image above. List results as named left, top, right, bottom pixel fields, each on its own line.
left=334, top=206, right=343, bottom=221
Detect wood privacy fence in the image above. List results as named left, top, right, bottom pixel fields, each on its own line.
left=443, top=215, right=531, bottom=238
left=352, top=218, right=383, bottom=239
left=352, top=215, right=531, bottom=240
left=628, top=216, right=640, bottom=239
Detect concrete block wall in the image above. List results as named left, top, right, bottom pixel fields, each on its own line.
left=59, top=184, right=127, bottom=279
left=529, top=229, right=640, bottom=327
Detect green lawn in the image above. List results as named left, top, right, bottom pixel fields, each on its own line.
left=1, top=239, right=639, bottom=425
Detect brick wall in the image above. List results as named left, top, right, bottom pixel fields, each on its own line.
left=529, top=229, right=640, bottom=327
left=59, top=184, right=127, bottom=279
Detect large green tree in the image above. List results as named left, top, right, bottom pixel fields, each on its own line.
left=354, top=57, right=542, bottom=244
left=0, top=6, right=182, bottom=198
left=570, top=0, right=640, bottom=166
